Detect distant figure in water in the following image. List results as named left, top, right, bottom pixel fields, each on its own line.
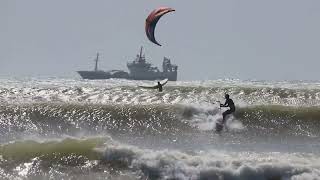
left=138, top=79, right=167, bottom=92
left=157, top=81, right=163, bottom=92
left=216, top=94, right=235, bottom=132
left=220, top=94, right=235, bottom=123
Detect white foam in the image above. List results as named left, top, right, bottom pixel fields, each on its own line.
left=226, top=117, right=245, bottom=131
left=183, top=103, right=245, bottom=132
left=102, top=142, right=320, bottom=180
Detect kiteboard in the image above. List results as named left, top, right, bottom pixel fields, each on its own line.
left=160, top=78, right=169, bottom=85
left=138, top=78, right=168, bottom=89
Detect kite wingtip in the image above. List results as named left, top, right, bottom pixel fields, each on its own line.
left=154, top=41, right=162, bottom=46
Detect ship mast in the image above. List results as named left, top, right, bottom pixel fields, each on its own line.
left=94, top=52, right=99, bottom=71
left=138, top=46, right=146, bottom=63
left=139, top=46, right=143, bottom=59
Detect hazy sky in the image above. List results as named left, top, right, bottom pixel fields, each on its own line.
left=1, top=0, right=320, bottom=80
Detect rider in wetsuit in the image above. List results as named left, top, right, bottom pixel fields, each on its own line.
left=220, top=94, right=235, bottom=124
left=156, top=81, right=163, bottom=92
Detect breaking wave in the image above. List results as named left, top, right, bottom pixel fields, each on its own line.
left=0, top=137, right=319, bottom=180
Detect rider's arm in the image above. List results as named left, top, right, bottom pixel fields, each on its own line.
left=220, top=100, right=228, bottom=107
left=161, top=80, right=168, bottom=86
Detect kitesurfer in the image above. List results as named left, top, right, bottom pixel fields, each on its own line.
left=156, top=81, right=163, bottom=92
left=220, top=94, right=235, bottom=124
left=138, top=79, right=167, bottom=92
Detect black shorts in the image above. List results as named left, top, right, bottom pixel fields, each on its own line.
left=223, top=109, right=234, bottom=116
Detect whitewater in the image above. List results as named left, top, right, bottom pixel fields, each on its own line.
left=0, top=77, right=319, bottom=179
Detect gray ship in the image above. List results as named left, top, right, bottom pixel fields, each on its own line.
left=77, top=47, right=178, bottom=81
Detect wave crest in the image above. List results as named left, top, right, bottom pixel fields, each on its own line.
left=1, top=103, right=320, bottom=139
left=2, top=137, right=319, bottom=180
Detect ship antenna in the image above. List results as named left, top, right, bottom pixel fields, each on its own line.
left=94, top=52, right=99, bottom=71
left=139, top=46, right=143, bottom=58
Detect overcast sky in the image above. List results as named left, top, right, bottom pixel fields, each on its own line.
left=1, top=0, right=320, bottom=80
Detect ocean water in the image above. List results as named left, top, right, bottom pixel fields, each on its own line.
left=0, top=77, right=319, bottom=180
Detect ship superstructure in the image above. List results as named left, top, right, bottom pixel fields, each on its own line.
left=127, top=47, right=177, bottom=81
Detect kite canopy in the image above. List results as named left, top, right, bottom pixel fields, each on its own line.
left=145, top=7, right=175, bottom=46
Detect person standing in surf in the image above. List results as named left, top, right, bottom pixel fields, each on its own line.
left=216, top=94, right=235, bottom=132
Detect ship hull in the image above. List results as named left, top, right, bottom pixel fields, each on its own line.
left=77, top=71, right=110, bottom=79
left=77, top=71, right=129, bottom=80
left=129, top=72, right=177, bottom=81
left=77, top=71, right=177, bottom=81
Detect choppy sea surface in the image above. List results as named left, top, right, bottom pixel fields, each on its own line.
left=0, top=77, right=320, bottom=179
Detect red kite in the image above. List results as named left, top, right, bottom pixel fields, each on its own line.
left=145, top=7, right=175, bottom=46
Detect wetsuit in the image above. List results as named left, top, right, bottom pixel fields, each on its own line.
left=220, top=98, right=235, bottom=124
left=157, top=82, right=163, bottom=92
